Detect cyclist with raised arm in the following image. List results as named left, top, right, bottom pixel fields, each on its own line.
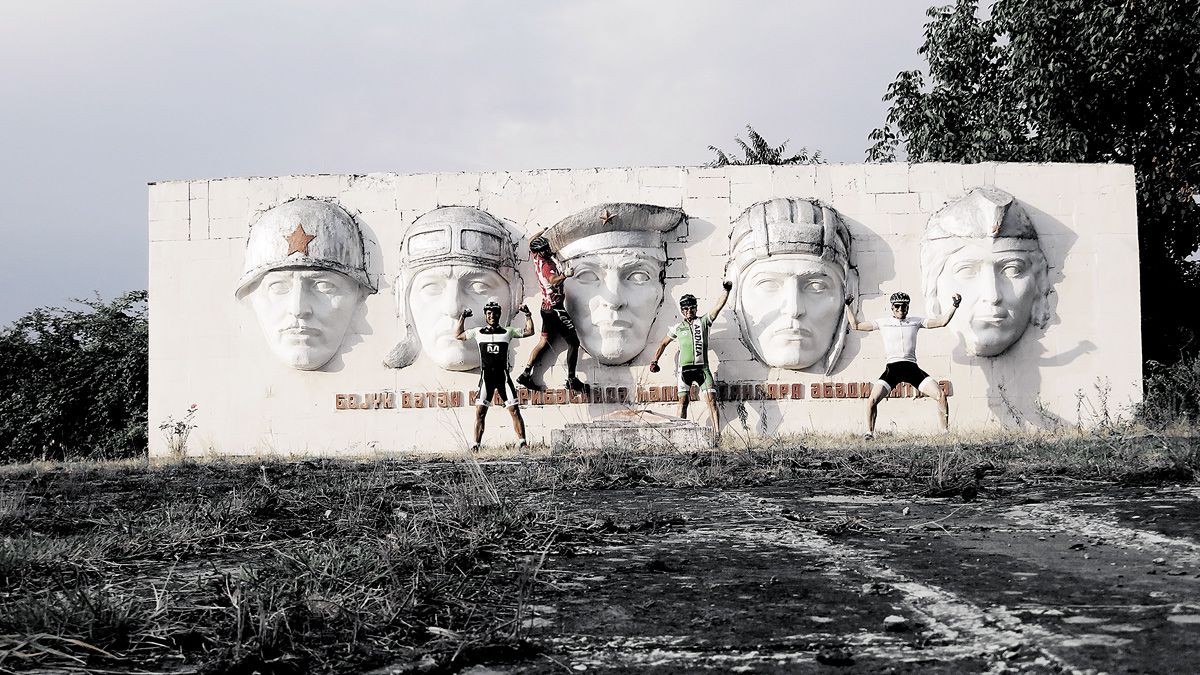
left=845, top=291, right=960, bottom=438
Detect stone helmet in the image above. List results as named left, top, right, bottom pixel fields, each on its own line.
left=726, top=198, right=852, bottom=279
left=235, top=198, right=376, bottom=298
left=383, top=206, right=521, bottom=369
left=546, top=203, right=687, bottom=261
left=725, top=197, right=857, bottom=375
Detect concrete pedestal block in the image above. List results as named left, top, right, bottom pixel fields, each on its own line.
left=551, top=410, right=712, bottom=453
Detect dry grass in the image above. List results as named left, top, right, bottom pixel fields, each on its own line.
left=0, top=428, right=1197, bottom=672
left=0, top=460, right=570, bottom=674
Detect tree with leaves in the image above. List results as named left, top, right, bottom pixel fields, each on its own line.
left=0, top=291, right=148, bottom=461
left=709, top=125, right=823, bottom=167
left=868, top=0, right=1200, bottom=362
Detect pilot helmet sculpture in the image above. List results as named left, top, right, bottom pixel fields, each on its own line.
left=725, top=197, right=856, bottom=374
left=384, top=207, right=520, bottom=371
left=546, top=203, right=687, bottom=365
left=921, top=187, right=1051, bottom=357
left=235, top=198, right=377, bottom=371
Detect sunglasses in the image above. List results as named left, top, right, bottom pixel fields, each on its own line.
left=892, top=304, right=909, bottom=309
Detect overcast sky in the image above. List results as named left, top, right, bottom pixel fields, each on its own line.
left=0, top=1, right=932, bottom=325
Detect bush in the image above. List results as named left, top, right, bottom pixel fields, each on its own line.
left=0, top=291, right=147, bottom=461
left=1136, top=355, right=1200, bottom=430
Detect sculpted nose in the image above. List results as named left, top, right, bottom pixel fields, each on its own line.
left=287, top=283, right=313, bottom=318
left=441, top=283, right=467, bottom=316
left=782, top=278, right=805, bottom=318
left=598, top=271, right=625, bottom=309
left=979, top=268, right=1002, bottom=305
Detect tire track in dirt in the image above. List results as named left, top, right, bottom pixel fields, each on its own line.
left=718, top=490, right=1080, bottom=672
left=1000, top=500, right=1200, bottom=566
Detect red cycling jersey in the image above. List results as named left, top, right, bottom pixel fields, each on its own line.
left=534, top=255, right=565, bottom=309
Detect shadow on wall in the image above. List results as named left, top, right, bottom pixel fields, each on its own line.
left=832, top=212, right=898, bottom=375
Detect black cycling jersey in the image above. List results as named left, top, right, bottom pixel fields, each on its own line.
left=470, top=325, right=518, bottom=373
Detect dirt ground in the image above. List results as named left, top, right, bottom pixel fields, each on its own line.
left=452, top=480, right=1200, bottom=674
left=4, top=446, right=1199, bottom=674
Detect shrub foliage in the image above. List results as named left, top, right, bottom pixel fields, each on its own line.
left=0, top=291, right=148, bottom=461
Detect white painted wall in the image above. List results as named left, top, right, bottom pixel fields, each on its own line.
left=148, top=164, right=1141, bottom=455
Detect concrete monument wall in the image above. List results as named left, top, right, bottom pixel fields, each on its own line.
left=148, top=164, right=1141, bottom=455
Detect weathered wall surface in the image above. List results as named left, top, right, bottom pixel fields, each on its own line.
left=148, top=164, right=1140, bottom=455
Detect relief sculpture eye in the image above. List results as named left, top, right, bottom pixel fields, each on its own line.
left=626, top=270, right=651, bottom=284
left=573, top=269, right=600, bottom=284
left=1002, top=262, right=1028, bottom=278
left=952, top=263, right=979, bottom=279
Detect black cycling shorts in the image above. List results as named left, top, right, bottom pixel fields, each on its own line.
left=540, top=306, right=580, bottom=347
left=878, top=361, right=932, bottom=392
left=477, top=370, right=519, bottom=408
left=678, top=365, right=715, bottom=394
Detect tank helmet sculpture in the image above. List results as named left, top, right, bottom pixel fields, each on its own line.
left=235, top=198, right=376, bottom=298
left=384, top=207, right=521, bottom=369
left=726, top=198, right=852, bottom=281
left=725, top=197, right=856, bottom=375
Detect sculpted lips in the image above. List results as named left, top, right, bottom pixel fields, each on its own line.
left=282, top=325, right=321, bottom=337
left=972, top=312, right=1011, bottom=326
left=769, top=325, right=814, bottom=341
left=595, top=317, right=633, bottom=337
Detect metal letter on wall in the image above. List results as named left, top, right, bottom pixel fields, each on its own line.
left=546, top=203, right=687, bottom=365
left=384, top=207, right=522, bottom=371
left=921, top=187, right=1052, bottom=357
left=725, top=198, right=857, bottom=374
left=235, top=198, right=377, bottom=371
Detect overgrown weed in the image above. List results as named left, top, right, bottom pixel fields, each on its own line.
left=1137, top=355, right=1200, bottom=430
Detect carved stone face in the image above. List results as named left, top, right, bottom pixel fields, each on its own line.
left=934, top=238, right=1042, bottom=357
left=564, top=249, right=665, bottom=365
left=247, top=268, right=362, bottom=370
left=736, top=255, right=845, bottom=369
left=408, top=265, right=511, bottom=370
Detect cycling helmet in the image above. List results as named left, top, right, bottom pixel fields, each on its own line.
left=529, top=236, right=551, bottom=254
left=889, top=291, right=911, bottom=305
left=483, top=301, right=502, bottom=314
left=679, top=294, right=698, bottom=309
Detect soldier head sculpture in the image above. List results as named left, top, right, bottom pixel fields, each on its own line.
left=546, top=203, right=687, bottom=365
left=921, top=188, right=1051, bottom=357
left=384, top=207, right=520, bottom=371
left=725, top=198, right=855, bottom=374
left=235, top=199, right=377, bottom=370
